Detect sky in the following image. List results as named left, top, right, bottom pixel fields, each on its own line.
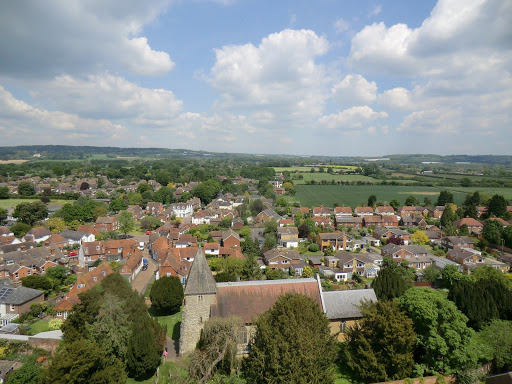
left=0, top=0, right=511, bottom=156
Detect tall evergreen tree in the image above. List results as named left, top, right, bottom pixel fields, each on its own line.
left=344, top=300, right=417, bottom=383
left=436, top=190, right=454, bottom=206
left=149, top=276, right=184, bottom=314
left=440, top=204, right=457, bottom=228
left=126, top=317, right=162, bottom=379
left=487, top=194, right=508, bottom=218
left=243, top=293, right=337, bottom=384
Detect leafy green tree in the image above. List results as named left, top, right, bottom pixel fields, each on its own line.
left=0, top=186, right=9, bottom=199
left=487, top=194, right=508, bottom=218
left=6, top=354, right=43, bottom=384
left=193, top=179, right=221, bottom=204
left=389, top=199, right=401, bottom=211
left=10, top=222, right=31, bottom=237
left=448, top=274, right=512, bottom=329
left=441, top=264, right=464, bottom=289
left=109, top=198, right=128, bottom=213
left=118, top=210, right=136, bottom=235
left=405, top=196, right=419, bottom=206
left=61, top=289, right=103, bottom=342
left=40, top=338, right=126, bottom=384
left=473, top=320, right=512, bottom=374
left=440, top=204, right=457, bottom=228
left=153, top=186, right=174, bottom=204
left=17, top=181, right=36, bottom=196
left=149, top=276, right=184, bottom=314
left=45, top=265, right=67, bottom=286
left=344, top=300, right=417, bottom=383
left=458, top=224, right=470, bottom=236
left=241, top=253, right=261, bottom=280
left=423, top=265, right=440, bottom=283
left=367, top=194, right=377, bottom=207
left=436, top=190, right=454, bottom=206
left=21, top=275, right=53, bottom=295
left=126, top=317, right=162, bottom=379
left=243, top=293, right=337, bottom=384
left=265, top=268, right=284, bottom=280
left=262, top=233, right=277, bottom=252
left=482, top=219, right=503, bottom=245
left=13, top=201, right=48, bottom=225
left=372, top=264, right=412, bottom=301
left=398, top=288, right=475, bottom=375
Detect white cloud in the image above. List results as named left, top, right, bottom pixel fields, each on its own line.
left=334, top=18, right=349, bottom=33
left=30, top=73, right=183, bottom=120
left=332, top=74, right=377, bottom=107
left=0, top=0, right=174, bottom=78
left=317, top=106, right=387, bottom=132
left=0, top=85, right=126, bottom=144
left=378, top=87, right=414, bottom=110
left=209, top=29, right=330, bottom=126
left=397, top=109, right=461, bottom=134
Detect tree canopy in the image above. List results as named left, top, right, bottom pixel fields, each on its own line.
left=149, top=275, right=184, bottom=314
left=13, top=201, right=48, bottom=225
left=344, top=300, right=417, bottom=383
left=242, top=293, right=337, bottom=384
left=398, top=287, right=475, bottom=375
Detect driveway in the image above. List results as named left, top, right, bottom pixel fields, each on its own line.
left=131, top=249, right=157, bottom=294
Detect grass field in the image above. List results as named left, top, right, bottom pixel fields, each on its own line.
left=28, top=320, right=50, bottom=335
left=289, top=185, right=472, bottom=207
left=0, top=198, right=70, bottom=209
left=295, top=173, right=380, bottom=184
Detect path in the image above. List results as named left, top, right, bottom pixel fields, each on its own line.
left=131, top=250, right=157, bottom=294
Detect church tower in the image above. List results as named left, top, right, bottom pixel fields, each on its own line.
left=179, top=247, right=217, bottom=356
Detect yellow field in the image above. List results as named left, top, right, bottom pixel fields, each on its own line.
left=0, top=160, right=29, bottom=164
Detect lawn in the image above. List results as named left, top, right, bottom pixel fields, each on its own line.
left=126, top=360, right=188, bottom=384
left=0, top=198, right=70, bottom=210
left=28, top=320, right=50, bottom=335
left=288, top=185, right=471, bottom=208
left=151, top=309, right=182, bottom=341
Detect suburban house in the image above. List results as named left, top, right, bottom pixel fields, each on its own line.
left=222, top=229, right=240, bottom=249
left=428, top=206, right=445, bottom=219
left=447, top=248, right=509, bottom=274
left=312, top=206, right=332, bottom=217
left=24, top=227, right=52, bottom=243
left=381, top=243, right=428, bottom=260
left=255, top=209, right=281, bottom=223
left=95, top=216, right=118, bottom=232
left=263, top=248, right=301, bottom=270
left=398, top=206, right=429, bottom=218
left=146, top=202, right=164, bottom=216
left=317, top=232, right=350, bottom=251
left=168, top=203, right=193, bottom=218
left=334, top=207, right=352, bottom=216
left=442, top=236, right=475, bottom=250
left=203, top=243, right=220, bottom=257
left=60, top=230, right=95, bottom=245
left=401, top=215, right=427, bottom=227
left=354, top=207, right=374, bottom=216
left=276, top=227, right=299, bottom=248
left=453, top=218, right=484, bottom=234
left=312, top=216, right=334, bottom=228
left=118, top=247, right=144, bottom=282
left=374, top=206, right=395, bottom=215
left=373, top=228, right=411, bottom=245
left=335, top=216, right=363, bottom=229
left=0, top=285, right=45, bottom=326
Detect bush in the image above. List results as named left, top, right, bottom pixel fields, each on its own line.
left=149, top=276, right=184, bottom=314
left=308, top=243, right=319, bottom=252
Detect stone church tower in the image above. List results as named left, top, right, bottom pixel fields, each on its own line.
left=179, top=247, right=217, bottom=356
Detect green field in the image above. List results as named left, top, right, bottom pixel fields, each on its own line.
left=295, top=173, right=381, bottom=184
left=0, top=198, right=70, bottom=210
left=289, top=185, right=471, bottom=207
left=444, top=186, right=512, bottom=200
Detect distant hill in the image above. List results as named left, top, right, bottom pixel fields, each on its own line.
left=0, top=145, right=511, bottom=165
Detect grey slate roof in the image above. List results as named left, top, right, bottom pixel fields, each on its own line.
left=0, top=286, right=44, bottom=305
left=322, top=289, right=377, bottom=320
left=184, top=248, right=217, bottom=295
left=60, top=230, right=86, bottom=241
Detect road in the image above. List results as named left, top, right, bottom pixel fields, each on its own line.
left=131, top=249, right=158, bottom=294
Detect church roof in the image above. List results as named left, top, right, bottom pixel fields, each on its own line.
left=184, top=248, right=217, bottom=295
left=211, top=278, right=321, bottom=323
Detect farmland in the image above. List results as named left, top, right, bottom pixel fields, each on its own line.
left=0, top=198, right=70, bottom=210
left=289, top=185, right=470, bottom=208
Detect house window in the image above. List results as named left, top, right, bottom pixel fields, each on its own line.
left=237, top=326, right=248, bottom=344
left=93, top=277, right=97, bottom=282
left=102, top=271, right=106, bottom=276
left=27, top=270, right=31, bottom=275
left=340, top=321, right=347, bottom=333
left=96, top=246, right=100, bottom=250
left=10, top=304, right=15, bottom=311
left=198, top=295, right=203, bottom=302
left=199, top=317, right=203, bottom=324
left=57, top=311, right=62, bottom=317
left=15, top=273, right=19, bottom=279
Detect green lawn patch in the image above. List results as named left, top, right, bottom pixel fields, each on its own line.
left=150, top=309, right=182, bottom=341
left=0, top=198, right=70, bottom=210
left=28, top=320, right=50, bottom=335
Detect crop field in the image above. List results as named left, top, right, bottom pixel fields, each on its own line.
left=272, top=166, right=358, bottom=173
left=0, top=198, right=70, bottom=210
left=444, top=187, right=512, bottom=201
left=294, top=173, right=380, bottom=184
left=289, top=185, right=471, bottom=208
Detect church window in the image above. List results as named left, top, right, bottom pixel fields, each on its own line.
left=237, top=326, right=248, bottom=344
left=198, top=295, right=203, bottom=302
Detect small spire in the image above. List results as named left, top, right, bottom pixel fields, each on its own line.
left=184, top=247, right=217, bottom=295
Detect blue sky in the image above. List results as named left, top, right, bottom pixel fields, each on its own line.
left=0, top=0, right=510, bottom=156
